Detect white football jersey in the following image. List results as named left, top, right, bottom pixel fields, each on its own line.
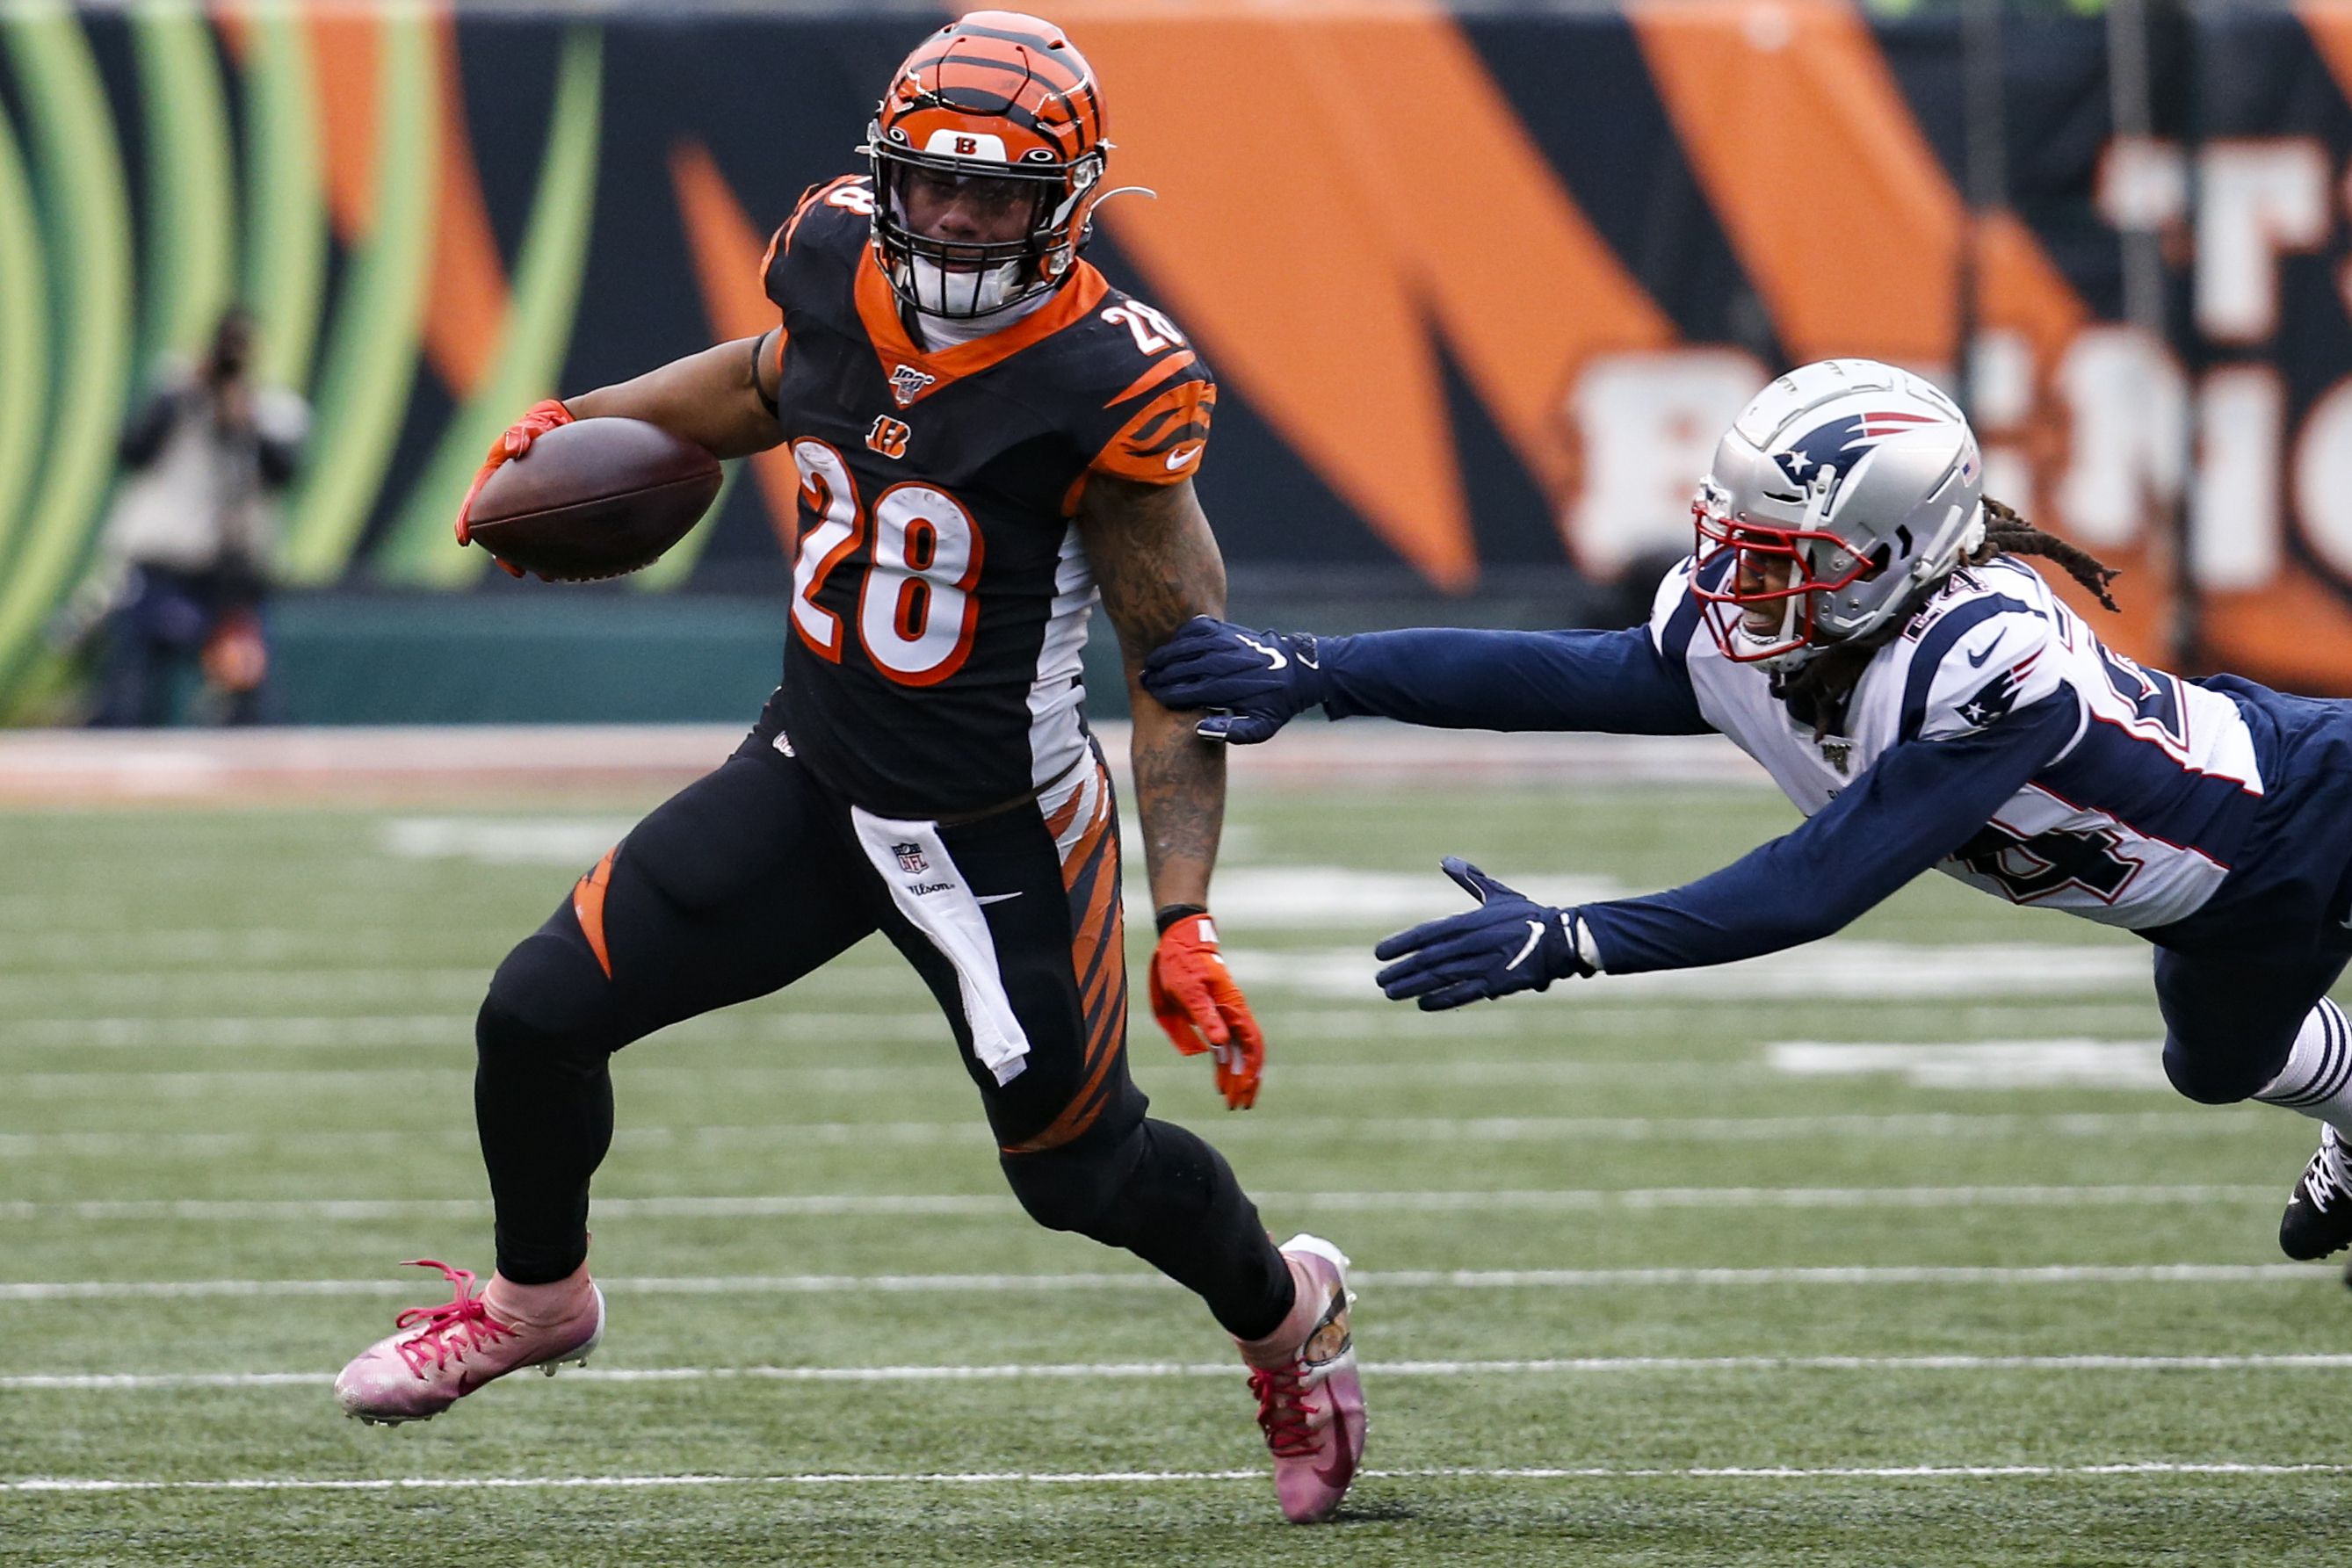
left=1649, top=553, right=2267, bottom=929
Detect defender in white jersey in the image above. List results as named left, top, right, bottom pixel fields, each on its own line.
left=1143, top=358, right=2352, bottom=1263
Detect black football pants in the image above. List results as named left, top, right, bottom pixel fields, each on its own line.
left=470, top=728, right=1293, bottom=1340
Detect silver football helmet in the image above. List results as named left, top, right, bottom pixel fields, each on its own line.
left=1691, top=358, right=1987, bottom=670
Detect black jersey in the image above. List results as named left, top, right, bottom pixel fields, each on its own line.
left=756, top=175, right=1216, bottom=819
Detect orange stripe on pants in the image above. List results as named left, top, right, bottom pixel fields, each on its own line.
left=1003, top=762, right=1125, bottom=1155
left=571, top=846, right=618, bottom=979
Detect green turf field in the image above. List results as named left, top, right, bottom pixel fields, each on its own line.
left=4, top=773, right=2348, bottom=1566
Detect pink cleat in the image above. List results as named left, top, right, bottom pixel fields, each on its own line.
left=334, top=1259, right=604, bottom=1425
left=1234, top=1232, right=1365, bottom=1523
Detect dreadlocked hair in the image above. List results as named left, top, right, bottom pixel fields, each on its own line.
left=1773, top=499, right=2120, bottom=738
left=1968, top=497, right=2121, bottom=613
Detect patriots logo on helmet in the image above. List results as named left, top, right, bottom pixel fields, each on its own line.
left=1772, top=409, right=1945, bottom=496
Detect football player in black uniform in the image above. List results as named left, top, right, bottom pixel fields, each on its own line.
left=333, top=10, right=1364, bottom=1524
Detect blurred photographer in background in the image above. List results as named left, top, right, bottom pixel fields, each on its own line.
left=82, top=307, right=308, bottom=726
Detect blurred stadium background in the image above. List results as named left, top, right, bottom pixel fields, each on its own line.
left=13, top=2, right=2352, bottom=1564
left=2, top=0, right=2348, bottom=722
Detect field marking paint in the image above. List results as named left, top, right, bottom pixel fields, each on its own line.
left=13, top=1355, right=2352, bottom=1393
left=377, top=824, right=1630, bottom=923
left=9, top=1461, right=2351, bottom=1493
left=0, top=1012, right=960, bottom=1051
left=379, top=818, right=636, bottom=865
left=0, top=1001, right=2160, bottom=1054
left=0, top=971, right=492, bottom=1008
left=1247, top=941, right=2151, bottom=1001
left=0, top=1062, right=1802, bottom=1096
left=7, top=929, right=411, bottom=967
left=0, top=943, right=2150, bottom=1009
left=6, top=1047, right=2193, bottom=1094
left=0, top=1109, right=2272, bottom=1160
left=0, top=1262, right=2329, bottom=1303
left=0, top=1185, right=2280, bottom=1223
left=1769, top=1040, right=2169, bottom=1090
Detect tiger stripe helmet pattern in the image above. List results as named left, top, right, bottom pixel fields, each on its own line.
left=865, top=11, right=1111, bottom=319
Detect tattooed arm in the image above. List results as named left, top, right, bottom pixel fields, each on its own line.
left=1080, top=472, right=1263, bottom=1106
left=1078, top=473, right=1227, bottom=912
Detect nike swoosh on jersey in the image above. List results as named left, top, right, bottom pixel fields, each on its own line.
left=1965, top=642, right=1995, bottom=667
left=1164, top=444, right=1202, bottom=471
left=1506, top=919, right=1544, bottom=970
left=975, top=892, right=1023, bottom=906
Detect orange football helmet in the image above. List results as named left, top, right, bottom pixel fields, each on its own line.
left=865, top=11, right=1110, bottom=319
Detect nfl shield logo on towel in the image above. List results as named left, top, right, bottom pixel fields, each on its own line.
left=893, top=842, right=928, bottom=875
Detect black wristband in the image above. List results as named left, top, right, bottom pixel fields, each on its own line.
left=750, top=329, right=780, bottom=415
left=1154, top=902, right=1209, bottom=936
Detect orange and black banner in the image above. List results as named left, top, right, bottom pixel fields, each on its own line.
left=13, top=4, right=2352, bottom=696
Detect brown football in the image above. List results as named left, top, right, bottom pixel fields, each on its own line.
left=465, top=416, right=723, bottom=582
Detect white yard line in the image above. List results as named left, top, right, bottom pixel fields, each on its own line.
left=0, top=1001, right=2159, bottom=1052
left=0, top=941, right=2153, bottom=1008
left=0, top=1012, right=962, bottom=1050
left=0, top=1109, right=2273, bottom=1160
left=8, top=1461, right=2349, bottom=1493
left=1248, top=941, right=2153, bottom=1001
left=11, top=1355, right=2352, bottom=1394
left=0, top=1262, right=2329, bottom=1303
left=0, top=1061, right=1808, bottom=1095
left=0, top=1185, right=2280, bottom=1223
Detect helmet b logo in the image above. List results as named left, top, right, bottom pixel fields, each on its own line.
left=953, top=134, right=979, bottom=155
left=866, top=415, right=912, bottom=460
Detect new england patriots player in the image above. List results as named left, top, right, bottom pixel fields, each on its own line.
left=1144, top=358, right=2352, bottom=1265
left=331, top=12, right=1363, bottom=1522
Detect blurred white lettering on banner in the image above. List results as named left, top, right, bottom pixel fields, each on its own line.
left=2195, top=366, right=2284, bottom=590
left=2055, top=327, right=2186, bottom=551
left=2196, top=140, right=2330, bottom=343
left=1563, top=349, right=1765, bottom=576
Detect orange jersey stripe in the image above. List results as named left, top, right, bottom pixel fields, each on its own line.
left=1103, top=349, right=1198, bottom=410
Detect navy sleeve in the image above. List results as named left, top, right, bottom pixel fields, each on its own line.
left=1577, top=690, right=2081, bottom=972
left=1316, top=625, right=1710, bottom=736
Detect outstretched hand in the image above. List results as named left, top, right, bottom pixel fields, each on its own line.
left=1140, top=616, right=1328, bottom=745
left=1373, top=857, right=1596, bottom=1011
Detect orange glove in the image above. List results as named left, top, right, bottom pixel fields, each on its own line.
left=1147, top=911, right=1265, bottom=1109
left=454, top=398, right=575, bottom=576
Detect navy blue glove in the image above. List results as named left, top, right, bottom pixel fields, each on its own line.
left=1140, top=616, right=1328, bottom=744
left=1373, top=857, right=1597, bottom=1011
